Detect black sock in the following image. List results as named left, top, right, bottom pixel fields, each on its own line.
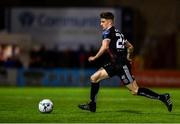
left=137, top=88, right=161, bottom=100
left=90, top=83, right=100, bottom=103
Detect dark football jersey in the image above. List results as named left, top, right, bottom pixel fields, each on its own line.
left=102, top=26, right=128, bottom=64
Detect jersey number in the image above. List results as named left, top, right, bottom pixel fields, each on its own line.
left=116, top=33, right=125, bottom=49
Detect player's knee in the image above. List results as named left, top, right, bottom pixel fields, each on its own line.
left=131, top=91, right=137, bottom=95
left=131, top=89, right=138, bottom=95
left=90, top=75, right=98, bottom=83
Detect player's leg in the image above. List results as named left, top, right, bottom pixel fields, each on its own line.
left=90, top=67, right=109, bottom=103
left=126, top=80, right=162, bottom=99
left=126, top=80, right=172, bottom=112
left=78, top=67, right=109, bottom=112
left=120, top=64, right=172, bottom=112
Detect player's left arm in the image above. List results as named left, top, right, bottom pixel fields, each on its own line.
left=125, top=40, right=134, bottom=61
left=88, top=39, right=110, bottom=62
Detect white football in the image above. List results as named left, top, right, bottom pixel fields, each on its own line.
left=38, top=99, right=53, bottom=113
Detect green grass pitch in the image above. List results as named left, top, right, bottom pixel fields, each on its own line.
left=0, top=87, right=180, bottom=123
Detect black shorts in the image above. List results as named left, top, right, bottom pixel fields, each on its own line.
left=103, top=62, right=134, bottom=85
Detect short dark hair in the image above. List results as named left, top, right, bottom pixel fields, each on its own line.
left=100, top=12, right=114, bottom=20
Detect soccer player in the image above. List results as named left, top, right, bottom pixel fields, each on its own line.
left=78, top=12, right=172, bottom=112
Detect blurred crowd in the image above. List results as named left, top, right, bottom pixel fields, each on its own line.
left=0, top=44, right=107, bottom=69
left=0, top=45, right=23, bottom=68
left=28, top=45, right=108, bottom=69
left=0, top=33, right=177, bottom=70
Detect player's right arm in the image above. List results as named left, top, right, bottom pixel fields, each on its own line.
left=88, top=39, right=110, bottom=62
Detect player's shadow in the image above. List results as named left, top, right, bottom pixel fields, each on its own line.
left=99, top=109, right=143, bottom=114
left=118, top=109, right=143, bottom=114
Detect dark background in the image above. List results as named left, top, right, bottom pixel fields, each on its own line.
left=0, top=0, right=179, bottom=70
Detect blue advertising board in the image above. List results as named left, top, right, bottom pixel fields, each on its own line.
left=17, top=68, right=121, bottom=87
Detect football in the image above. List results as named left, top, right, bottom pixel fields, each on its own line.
left=38, top=99, right=53, bottom=113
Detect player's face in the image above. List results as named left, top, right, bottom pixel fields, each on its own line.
left=100, top=18, right=112, bottom=30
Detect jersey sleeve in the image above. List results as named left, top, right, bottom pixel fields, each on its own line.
left=102, top=30, right=111, bottom=40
